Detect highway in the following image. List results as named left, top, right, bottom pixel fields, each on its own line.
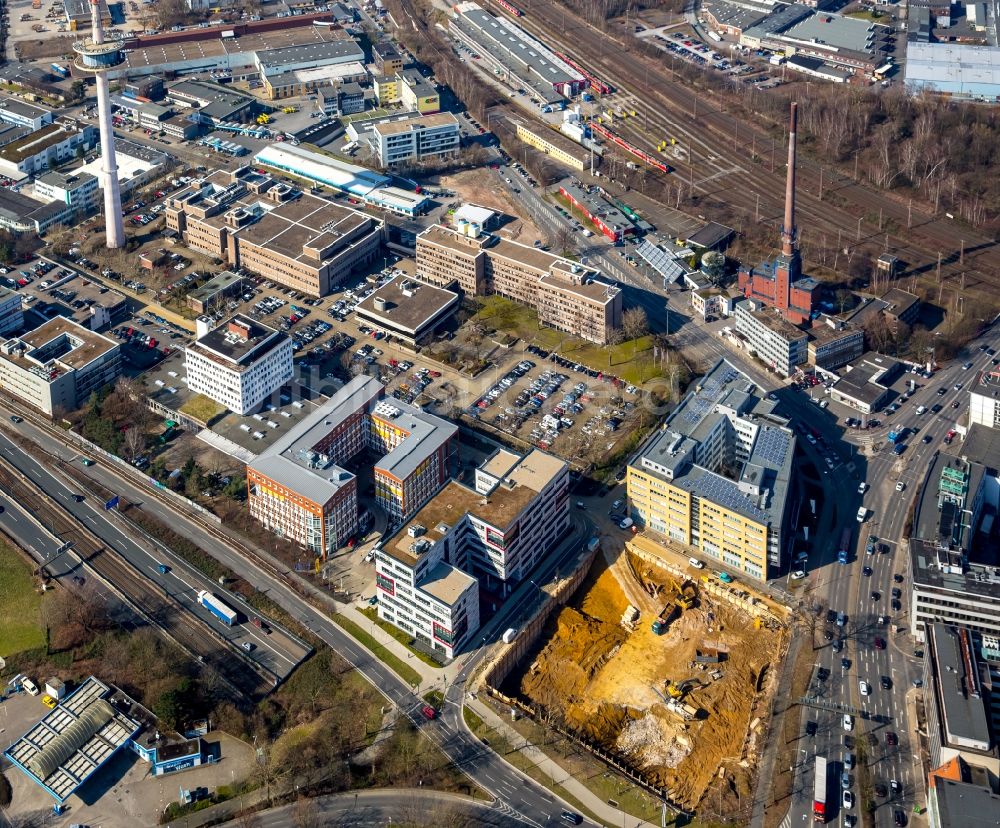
left=780, top=327, right=1000, bottom=828
left=0, top=401, right=602, bottom=827
left=0, top=428, right=311, bottom=694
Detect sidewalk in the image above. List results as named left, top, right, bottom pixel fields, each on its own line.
left=336, top=587, right=661, bottom=828
left=467, top=695, right=660, bottom=828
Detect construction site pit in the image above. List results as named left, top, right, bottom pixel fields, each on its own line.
left=502, top=550, right=785, bottom=813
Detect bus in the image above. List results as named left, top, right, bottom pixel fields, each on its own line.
left=837, top=528, right=851, bottom=564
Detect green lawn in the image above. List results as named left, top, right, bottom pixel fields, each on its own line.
left=472, top=296, right=661, bottom=385
left=0, top=541, right=45, bottom=657
left=359, top=607, right=443, bottom=669
left=178, top=394, right=226, bottom=425
left=332, top=613, right=424, bottom=687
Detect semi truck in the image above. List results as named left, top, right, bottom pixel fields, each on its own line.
left=198, top=590, right=238, bottom=626
left=813, top=755, right=827, bottom=822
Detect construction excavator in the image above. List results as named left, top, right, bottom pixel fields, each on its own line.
left=669, top=577, right=698, bottom=610
left=664, top=678, right=698, bottom=699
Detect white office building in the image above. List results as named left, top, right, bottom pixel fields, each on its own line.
left=733, top=299, right=808, bottom=377
left=185, top=315, right=292, bottom=415
left=374, top=448, right=570, bottom=658
left=970, top=368, right=1000, bottom=429
left=370, top=112, right=461, bottom=168
left=0, top=317, right=120, bottom=415
left=0, top=286, right=23, bottom=337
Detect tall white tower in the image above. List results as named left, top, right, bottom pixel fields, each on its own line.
left=72, top=0, right=125, bottom=249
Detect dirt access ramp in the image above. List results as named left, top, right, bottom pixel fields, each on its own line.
left=515, top=552, right=785, bottom=813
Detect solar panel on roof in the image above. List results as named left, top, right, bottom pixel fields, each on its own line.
left=755, top=428, right=790, bottom=467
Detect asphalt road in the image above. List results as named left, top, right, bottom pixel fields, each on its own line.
left=215, top=788, right=533, bottom=827
left=0, top=403, right=601, bottom=827
left=782, top=328, right=1000, bottom=828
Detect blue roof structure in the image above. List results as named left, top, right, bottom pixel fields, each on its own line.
left=4, top=677, right=142, bottom=802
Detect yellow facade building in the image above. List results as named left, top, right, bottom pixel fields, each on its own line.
left=626, top=359, right=794, bottom=582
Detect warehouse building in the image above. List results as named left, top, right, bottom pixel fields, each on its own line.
left=185, top=315, right=293, bottom=415
left=627, top=359, right=795, bottom=581
left=4, top=676, right=141, bottom=803
left=904, top=42, right=1000, bottom=100
left=369, top=112, right=460, bottom=168
left=253, top=143, right=429, bottom=216
left=166, top=167, right=384, bottom=297
left=733, top=299, right=809, bottom=377
left=261, top=61, right=368, bottom=100
left=0, top=316, right=121, bottom=416
left=375, top=448, right=569, bottom=658
left=415, top=224, right=623, bottom=344
left=253, top=40, right=365, bottom=77
left=559, top=183, right=637, bottom=243
left=166, top=80, right=256, bottom=125
left=354, top=275, right=459, bottom=346
left=510, top=113, right=590, bottom=171
left=247, top=376, right=458, bottom=554
left=450, top=2, right=585, bottom=102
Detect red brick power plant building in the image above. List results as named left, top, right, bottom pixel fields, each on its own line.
left=738, top=102, right=818, bottom=326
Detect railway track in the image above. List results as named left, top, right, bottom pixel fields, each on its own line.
left=0, top=459, right=271, bottom=699
left=492, top=0, right=999, bottom=295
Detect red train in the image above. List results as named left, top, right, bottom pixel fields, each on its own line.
left=492, top=0, right=523, bottom=16
left=554, top=51, right=613, bottom=95
left=590, top=122, right=671, bottom=173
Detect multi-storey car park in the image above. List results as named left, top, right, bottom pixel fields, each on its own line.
left=166, top=166, right=384, bottom=297
left=626, top=358, right=796, bottom=581
left=374, top=447, right=570, bottom=658
left=247, top=376, right=458, bottom=555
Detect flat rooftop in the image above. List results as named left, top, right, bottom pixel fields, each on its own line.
left=188, top=270, right=244, bottom=304
left=354, top=276, right=459, bottom=335
left=233, top=191, right=376, bottom=265
left=930, top=777, right=1000, bottom=826
left=254, top=39, right=365, bottom=69
left=14, top=315, right=118, bottom=372
left=741, top=305, right=808, bottom=342
left=386, top=447, right=564, bottom=566
left=372, top=112, right=459, bottom=137
left=808, top=319, right=859, bottom=345
left=927, top=624, right=991, bottom=751
left=420, top=560, right=477, bottom=605
left=188, top=314, right=287, bottom=369
left=0, top=96, right=52, bottom=120
left=0, top=123, right=84, bottom=165
left=832, top=354, right=897, bottom=404
left=507, top=113, right=589, bottom=162
left=123, top=23, right=352, bottom=73
left=960, top=422, right=1000, bottom=471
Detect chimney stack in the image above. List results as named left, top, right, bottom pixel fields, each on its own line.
left=781, top=101, right=798, bottom=258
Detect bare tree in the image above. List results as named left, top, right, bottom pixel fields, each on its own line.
left=622, top=307, right=649, bottom=356
left=606, top=325, right=625, bottom=366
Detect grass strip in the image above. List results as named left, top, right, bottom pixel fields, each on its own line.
left=332, top=613, right=424, bottom=687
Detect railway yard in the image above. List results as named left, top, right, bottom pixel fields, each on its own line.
left=422, top=0, right=1000, bottom=303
